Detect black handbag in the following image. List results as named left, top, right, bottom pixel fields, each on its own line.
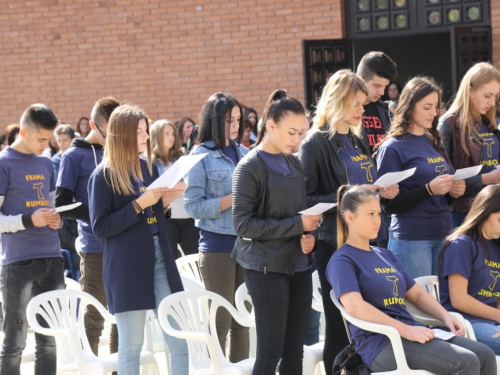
left=333, top=343, right=370, bottom=375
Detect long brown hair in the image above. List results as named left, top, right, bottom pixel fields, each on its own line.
left=375, top=76, right=447, bottom=160
left=102, top=104, right=152, bottom=196
left=443, top=62, right=500, bottom=156
left=336, top=185, right=379, bottom=248
left=150, top=119, right=184, bottom=165
left=441, top=185, right=500, bottom=257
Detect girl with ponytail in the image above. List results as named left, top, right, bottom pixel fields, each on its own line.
left=375, top=77, right=466, bottom=279
left=298, top=69, right=399, bottom=374
left=328, top=185, right=496, bottom=374
left=232, top=89, right=322, bottom=375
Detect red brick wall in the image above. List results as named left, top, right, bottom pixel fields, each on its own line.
left=492, top=0, right=500, bottom=67
left=0, top=0, right=345, bottom=131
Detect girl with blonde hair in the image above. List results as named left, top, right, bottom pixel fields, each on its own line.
left=299, top=69, right=398, bottom=374
left=88, top=104, right=188, bottom=375
left=438, top=62, right=500, bottom=227
left=149, top=119, right=199, bottom=257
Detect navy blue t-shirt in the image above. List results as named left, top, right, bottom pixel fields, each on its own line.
left=0, top=147, right=61, bottom=264
left=338, top=134, right=377, bottom=185
left=135, top=180, right=160, bottom=236
left=257, top=150, right=311, bottom=272
left=57, top=145, right=104, bottom=253
left=338, top=134, right=385, bottom=241
left=199, top=144, right=240, bottom=253
left=327, top=244, right=416, bottom=367
left=477, top=123, right=500, bottom=173
left=376, top=133, right=453, bottom=240
left=439, top=234, right=500, bottom=320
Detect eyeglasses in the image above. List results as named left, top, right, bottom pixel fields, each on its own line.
left=94, top=123, right=106, bottom=140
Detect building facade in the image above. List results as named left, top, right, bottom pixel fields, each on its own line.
left=0, top=0, right=497, bottom=130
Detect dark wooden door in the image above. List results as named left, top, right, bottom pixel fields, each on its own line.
left=302, top=39, right=353, bottom=111
left=451, top=26, right=491, bottom=92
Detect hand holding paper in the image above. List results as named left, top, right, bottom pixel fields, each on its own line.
left=453, top=165, right=482, bottom=180
left=148, top=153, right=208, bottom=189
left=373, top=168, right=416, bottom=188
left=298, top=203, right=337, bottom=215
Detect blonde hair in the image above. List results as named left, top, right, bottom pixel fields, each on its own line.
left=444, top=62, right=500, bottom=156
left=312, top=69, right=368, bottom=137
left=149, top=119, right=184, bottom=165
left=102, top=104, right=152, bottom=196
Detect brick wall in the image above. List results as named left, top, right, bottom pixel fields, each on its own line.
left=0, top=0, right=345, bottom=131
left=492, top=0, right=500, bottom=66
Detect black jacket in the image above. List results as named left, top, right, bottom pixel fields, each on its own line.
left=298, top=127, right=371, bottom=247
left=231, top=150, right=310, bottom=275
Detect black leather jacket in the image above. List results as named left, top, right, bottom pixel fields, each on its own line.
left=298, top=127, right=371, bottom=247
left=231, top=149, right=310, bottom=275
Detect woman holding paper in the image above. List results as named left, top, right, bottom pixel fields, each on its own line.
left=88, top=104, right=188, bottom=375
left=329, top=184, right=495, bottom=374
left=438, top=62, right=500, bottom=227
left=183, top=92, right=250, bottom=362
left=232, top=89, right=321, bottom=375
left=298, top=69, right=399, bottom=373
left=375, top=77, right=466, bottom=280
left=149, top=119, right=199, bottom=258
left=439, top=184, right=500, bottom=354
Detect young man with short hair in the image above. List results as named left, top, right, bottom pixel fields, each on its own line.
left=55, top=97, right=120, bottom=356
left=357, top=51, right=398, bottom=153
left=0, top=103, right=65, bottom=375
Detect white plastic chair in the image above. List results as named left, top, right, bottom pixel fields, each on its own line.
left=175, top=254, right=204, bottom=288
left=234, top=282, right=323, bottom=375
left=143, top=310, right=169, bottom=375
left=410, top=276, right=500, bottom=374
left=330, top=289, right=436, bottom=375
left=158, top=289, right=256, bottom=375
left=26, top=289, right=159, bottom=375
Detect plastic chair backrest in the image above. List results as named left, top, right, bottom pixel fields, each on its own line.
left=26, top=289, right=114, bottom=369
left=181, top=275, right=205, bottom=291
left=157, top=290, right=253, bottom=374
left=312, top=270, right=323, bottom=312
left=234, top=283, right=254, bottom=319
left=64, top=277, right=81, bottom=291
left=176, top=254, right=203, bottom=285
left=329, top=289, right=433, bottom=374
left=415, top=276, right=439, bottom=301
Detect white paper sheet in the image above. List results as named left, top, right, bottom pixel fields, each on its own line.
left=373, top=167, right=416, bottom=188
left=453, top=165, right=482, bottom=180
left=298, top=203, right=336, bottom=215
left=148, top=153, right=208, bottom=189
left=54, top=202, right=82, bottom=213
left=432, top=328, right=456, bottom=341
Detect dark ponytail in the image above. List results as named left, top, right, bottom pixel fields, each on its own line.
left=255, top=89, right=305, bottom=146
left=336, top=185, right=379, bottom=248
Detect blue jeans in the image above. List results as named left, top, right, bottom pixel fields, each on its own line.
left=115, top=236, right=188, bottom=375
left=388, top=238, right=442, bottom=279
left=470, top=318, right=500, bottom=355
left=0, top=257, right=65, bottom=375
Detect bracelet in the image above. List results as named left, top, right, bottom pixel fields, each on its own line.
left=132, top=199, right=144, bottom=214
left=427, top=183, right=435, bottom=196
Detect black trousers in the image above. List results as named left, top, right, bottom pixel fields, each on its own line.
left=245, top=268, right=312, bottom=375
left=166, top=218, right=200, bottom=258
left=314, top=240, right=349, bottom=375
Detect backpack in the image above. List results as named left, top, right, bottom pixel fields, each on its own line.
left=332, top=343, right=370, bottom=375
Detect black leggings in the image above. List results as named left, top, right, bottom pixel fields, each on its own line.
left=314, top=240, right=349, bottom=375
left=245, top=268, right=312, bottom=375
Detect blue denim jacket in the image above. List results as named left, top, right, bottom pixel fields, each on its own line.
left=184, top=140, right=248, bottom=234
